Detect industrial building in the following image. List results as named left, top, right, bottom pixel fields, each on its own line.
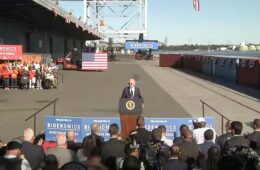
left=0, top=0, right=102, bottom=59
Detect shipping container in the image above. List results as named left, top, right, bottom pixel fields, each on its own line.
left=202, top=56, right=213, bottom=75
left=238, top=58, right=260, bottom=88
left=159, top=54, right=182, bottom=68
left=213, top=57, right=237, bottom=82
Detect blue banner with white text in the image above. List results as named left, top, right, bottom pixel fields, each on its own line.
left=45, top=116, right=215, bottom=142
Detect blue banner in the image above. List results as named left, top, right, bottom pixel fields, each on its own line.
left=45, top=116, right=215, bottom=142
left=125, top=41, right=159, bottom=50
left=44, top=116, right=83, bottom=142
left=82, top=117, right=121, bottom=141
left=145, top=117, right=215, bottom=138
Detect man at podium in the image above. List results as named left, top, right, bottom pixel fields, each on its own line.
left=121, top=78, right=144, bottom=104
left=120, top=78, right=144, bottom=139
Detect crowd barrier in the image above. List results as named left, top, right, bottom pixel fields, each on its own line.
left=45, top=116, right=215, bottom=142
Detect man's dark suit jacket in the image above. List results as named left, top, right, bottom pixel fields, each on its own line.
left=248, top=131, right=260, bottom=150
left=135, top=128, right=153, bottom=144
left=217, top=132, right=232, bottom=153
left=22, top=141, right=45, bottom=170
left=179, top=140, right=199, bottom=163
left=101, top=138, right=126, bottom=162
left=163, top=159, right=188, bottom=170
left=121, top=87, right=144, bottom=103
left=224, top=135, right=249, bottom=153
left=67, top=141, right=82, bottom=153
left=82, top=133, right=105, bottom=145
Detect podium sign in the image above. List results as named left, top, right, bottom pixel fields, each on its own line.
left=119, top=98, right=142, bottom=114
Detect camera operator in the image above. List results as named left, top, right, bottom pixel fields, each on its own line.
left=116, top=136, right=146, bottom=170
left=137, top=128, right=170, bottom=170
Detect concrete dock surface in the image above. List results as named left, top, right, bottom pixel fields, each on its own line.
left=0, top=54, right=259, bottom=141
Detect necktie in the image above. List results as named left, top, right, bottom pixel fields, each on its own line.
left=130, top=89, right=133, bottom=98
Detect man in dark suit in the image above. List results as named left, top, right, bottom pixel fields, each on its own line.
left=82, top=123, right=104, bottom=145
left=163, top=145, right=187, bottom=170
left=22, top=128, right=45, bottom=170
left=121, top=78, right=144, bottom=104
left=66, top=130, right=82, bottom=153
left=248, top=119, right=260, bottom=152
left=179, top=129, right=199, bottom=165
left=217, top=120, right=233, bottom=154
left=133, top=116, right=153, bottom=144
left=101, top=123, right=126, bottom=163
left=224, top=121, right=249, bottom=154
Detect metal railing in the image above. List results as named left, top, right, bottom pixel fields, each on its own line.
left=25, top=98, right=58, bottom=134
left=200, top=99, right=230, bottom=135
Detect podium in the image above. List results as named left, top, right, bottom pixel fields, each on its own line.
left=119, top=98, right=143, bottom=139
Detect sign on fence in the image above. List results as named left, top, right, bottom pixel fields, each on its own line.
left=45, top=116, right=215, bottom=142
left=0, top=45, right=22, bottom=60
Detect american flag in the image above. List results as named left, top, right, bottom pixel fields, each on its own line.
left=81, top=53, right=108, bottom=70
left=193, top=0, right=200, bottom=11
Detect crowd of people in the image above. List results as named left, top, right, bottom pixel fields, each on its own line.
left=0, top=60, right=58, bottom=90
left=0, top=117, right=259, bottom=170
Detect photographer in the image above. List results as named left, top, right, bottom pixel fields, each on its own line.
left=116, top=142, right=145, bottom=170
left=138, top=128, right=170, bottom=170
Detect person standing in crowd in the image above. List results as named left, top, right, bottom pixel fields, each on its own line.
left=121, top=78, right=144, bottom=104
left=46, top=133, right=78, bottom=168
left=66, top=130, right=81, bottom=153
left=179, top=129, right=199, bottom=166
left=42, top=154, right=59, bottom=170
left=22, top=128, right=45, bottom=170
left=224, top=121, right=249, bottom=153
left=101, top=123, right=126, bottom=163
left=217, top=120, right=233, bottom=154
left=0, top=141, right=31, bottom=170
left=134, top=116, right=152, bottom=144
left=163, top=145, right=187, bottom=170
left=77, top=134, right=100, bottom=162
left=248, top=119, right=260, bottom=152
left=28, top=67, right=36, bottom=89
left=173, top=124, right=189, bottom=145
left=10, top=67, right=18, bottom=89
left=35, top=68, right=42, bottom=90
left=199, top=129, right=220, bottom=160
left=193, top=117, right=216, bottom=144
left=158, top=125, right=173, bottom=147
left=81, top=148, right=107, bottom=170
left=2, top=66, right=10, bottom=90
left=82, top=123, right=104, bottom=144
left=122, top=156, right=141, bottom=170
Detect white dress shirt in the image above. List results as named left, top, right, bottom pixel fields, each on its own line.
left=161, top=136, right=173, bottom=147
left=130, top=87, right=135, bottom=97
left=193, top=127, right=216, bottom=144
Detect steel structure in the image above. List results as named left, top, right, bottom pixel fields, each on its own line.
left=84, top=0, right=147, bottom=42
